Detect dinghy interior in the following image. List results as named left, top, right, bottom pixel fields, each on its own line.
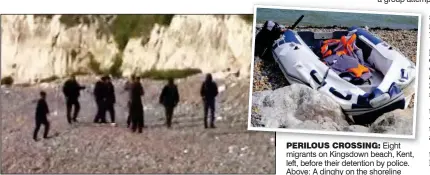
left=295, top=29, right=386, bottom=93
left=290, top=27, right=415, bottom=124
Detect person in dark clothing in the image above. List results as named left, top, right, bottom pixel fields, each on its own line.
left=159, top=78, right=180, bottom=128
left=254, top=20, right=285, bottom=60
left=124, top=75, right=136, bottom=128
left=93, top=76, right=107, bottom=123
left=200, top=73, right=218, bottom=128
left=130, top=76, right=145, bottom=133
left=105, top=76, right=116, bottom=125
left=62, top=75, right=85, bottom=124
left=34, top=91, right=50, bottom=141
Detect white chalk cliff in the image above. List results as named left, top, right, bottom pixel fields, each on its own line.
left=1, top=15, right=252, bottom=84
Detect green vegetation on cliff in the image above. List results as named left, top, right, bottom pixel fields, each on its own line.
left=239, top=15, right=253, bottom=24
left=140, top=68, right=202, bottom=80
left=39, top=75, right=60, bottom=83
left=34, top=15, right=54, bottom=20
left=87, top=53, right=103, bottom=75
left=84, top=52, right=123, bottom=77
left=1, top=76, right=14, bottom=86
left=57, top=15, right=175, bottom=51
left=109, top=53, right=123, bottom=78
left=60, top=15, right=94, bottom=29
left=111, top=15, right=174, bottom=51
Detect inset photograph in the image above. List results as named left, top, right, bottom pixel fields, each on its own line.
left=249, top=6, right=421, bottom=138
left=1, top=15, right=275, bottom=174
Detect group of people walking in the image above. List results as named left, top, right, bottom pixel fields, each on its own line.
left=33, top=73, right=219, bottom=141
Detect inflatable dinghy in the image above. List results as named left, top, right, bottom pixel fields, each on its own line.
left=262, top=26, right=416, bottom=124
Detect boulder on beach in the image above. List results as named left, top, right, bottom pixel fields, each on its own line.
left=343, top=125, right=370, bottom=133
left=252, top=84, right=414, bottom=135
left=251, top=84, right=348, bottom=130
left=369, top=109, right=414, bottom=135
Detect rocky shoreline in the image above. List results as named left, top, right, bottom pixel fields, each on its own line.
left=251, top=27, right=417, bottom=134
left=1, top=74, right=275, bottom=173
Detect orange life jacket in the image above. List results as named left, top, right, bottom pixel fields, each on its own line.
left=320, top=34, right=369, bottom=78
left=320, top=34, right=357, bottom=58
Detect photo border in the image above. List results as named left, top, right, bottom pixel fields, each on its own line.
left=247, top=5, right=422, bottom=139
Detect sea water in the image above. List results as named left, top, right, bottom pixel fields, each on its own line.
left=256, top=8, right=419, bottom=29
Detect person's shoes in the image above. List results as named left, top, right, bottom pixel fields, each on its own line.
left=166, top=122, right=171, bottom=128
left=73, top=118, right=78, bottom=122
left=210, top=125, right=216, bottom=128
left=33, top=138, right=39, bottom=142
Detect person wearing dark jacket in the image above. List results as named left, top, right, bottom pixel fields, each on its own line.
left=200, top=73, right=218, bottom=128
left=105, top=76, right=116, bottom=125
left=34, top=91, right=50, bottom=141
left=130, top=76, right=145, bottom=133
left=255, top=20, right=284, bottom=60
left=93, top=76, right=107, bottom=123
left=124, top=75, right=135, bottom=128
left=159, top=78, right=180, bottom=128
left=62, top=75, right=85, bottom=124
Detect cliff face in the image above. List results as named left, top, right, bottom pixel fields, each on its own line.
left=1, top=15, right=252, bottom=84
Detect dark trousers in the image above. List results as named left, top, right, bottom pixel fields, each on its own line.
left=203, top=99, right=215, bottom=128
left=94, top=100, right=106, bottom=123
left=33, top=117, right=50, bottom=140
left=164, top=106, right=175, bottom=128
left=127, top=115, right=131, bottom=127
left=106, top=103, right=115, bottom=123
left=130, top=103, right=144, bottom=133
left=127, top=101, right=131, bottom=127
left=66, top=98, right=80, bottom=123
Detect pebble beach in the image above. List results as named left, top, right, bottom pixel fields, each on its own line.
left=1, top=75, right=275, bottom=174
